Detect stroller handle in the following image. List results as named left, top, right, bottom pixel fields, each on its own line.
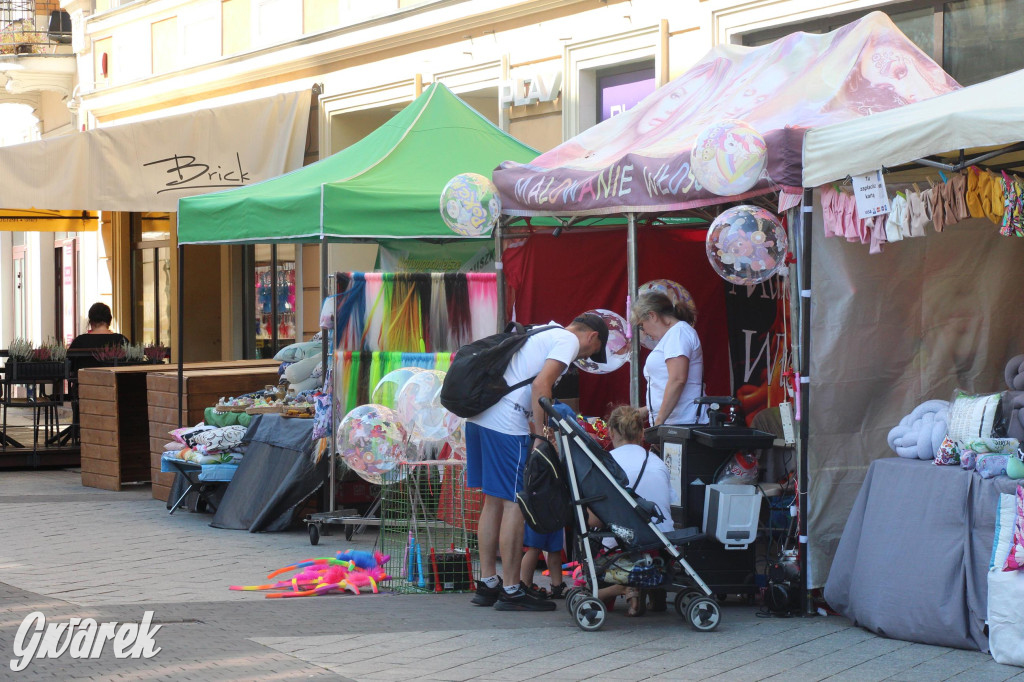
left=538, top=396, right=561, bottom=420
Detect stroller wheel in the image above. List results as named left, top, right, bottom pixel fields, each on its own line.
left=673, top=590, right=702, bottom=618
left=573, top=597, right=607, bottom=632
left=564, top=587, right=583, bottom=614
left=686, top=596, right=721, bottom=632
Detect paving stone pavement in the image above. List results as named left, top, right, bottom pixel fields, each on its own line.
left=1, top=469, right=1022, bottom=681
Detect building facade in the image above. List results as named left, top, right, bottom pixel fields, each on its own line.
left=3, top=0, right=1021, bottom=356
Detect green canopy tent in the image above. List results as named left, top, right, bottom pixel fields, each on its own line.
left=177, top=83, right=539, bottom=243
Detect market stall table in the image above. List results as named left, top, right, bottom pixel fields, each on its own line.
left=171, top=413, right=327, bottom=532
left=824, top=457, right=1017, bottom=652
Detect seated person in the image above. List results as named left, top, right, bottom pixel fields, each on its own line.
left=585, top=405, right=674, bottom=616
left=68, top=303, right=129, bottom=370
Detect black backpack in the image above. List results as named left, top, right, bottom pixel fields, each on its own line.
left=516, top=439, right=573, bottom=534
left=439, top=324, right=555, bottom=418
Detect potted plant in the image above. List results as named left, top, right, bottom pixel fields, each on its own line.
left=144, top=343, right=170, bottom=364
left=6, top=337, right=69, bottom=381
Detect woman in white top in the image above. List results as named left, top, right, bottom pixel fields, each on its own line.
left=588, top=405, right=674, bottom=616
left=630, top=291, right=705, bottom=426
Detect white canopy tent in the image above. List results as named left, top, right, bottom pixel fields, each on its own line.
left=803, top=69, right=1024, bottom=187
left=795, top=68, right=1024, bottom=591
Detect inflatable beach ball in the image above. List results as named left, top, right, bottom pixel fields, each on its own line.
left=706, top=205, right=788, bottom=286
left=440, top=173, right=502, bottom=237
left=575, top=309, right=630, bottom=375
left=337, top=404, right=408, bottom=485
left=691, top=120, right=767, bottom=197
left=637, top=279, right=695, bottom=350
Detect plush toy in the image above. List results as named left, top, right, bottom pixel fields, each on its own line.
left=230, top=550, right=391, bottom=599
left=887, top=400, right=950, bottom=460
left=1004, top=355, right=1024, bottom=441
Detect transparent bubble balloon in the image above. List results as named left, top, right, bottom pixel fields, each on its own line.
left=395, top=369, right=449, bottom=452
left=337, top=404, right=408, bottom=486
left=574, top=309, right=630, bottom=375
left=372, top=367, right=424, bottom=410
left=443, top=411, right=467, bottom=461
left=439, top=172, right=502, bottom=237
left=637, top=279, right=695, bottom=350
left=706, top=205, right=788, bottom=286
left=691, top=120, right=767, bottom=197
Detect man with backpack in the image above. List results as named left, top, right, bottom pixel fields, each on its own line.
left=463, top=314, right=608, bottom=612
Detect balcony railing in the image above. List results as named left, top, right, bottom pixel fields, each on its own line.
left=1, top=0, right=71, bottom=55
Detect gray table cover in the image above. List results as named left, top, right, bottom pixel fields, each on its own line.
left=824, top=457, right=1017, bottom=651
left=210, top=414, right=326, bottom=532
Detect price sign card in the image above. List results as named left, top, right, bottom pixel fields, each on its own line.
left=851, top=170, right=891, bottom=219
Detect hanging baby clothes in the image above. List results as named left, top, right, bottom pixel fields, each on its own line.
left=984, top=170, right=1006, bottom=224
left=946, top=172, right=968, bottom=226
left=1000, top=172, right=1024, bottom=237
left=926, top=180, right=946, bottom=232
left=966, top=168, right=986, bottom=220
left=906, top=183, right=931, bottom=236
left=821, top=185, right=846, bottom=239
left=884, top=193, right=908, bottom=242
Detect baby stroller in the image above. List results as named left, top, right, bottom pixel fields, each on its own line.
left=539, top=398, right=720, bottom=632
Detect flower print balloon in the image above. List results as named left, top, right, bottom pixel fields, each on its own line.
left=637, top=280, right=695, bottom=349
left=691, top=120, right=768, bottom=197
left=440, top=173, right=502, bottom=237
left=706, top=205, right=788, bottom=286
left=337, top=404, right=408, bottom=485
left=574, top=309, right=630, bottom=374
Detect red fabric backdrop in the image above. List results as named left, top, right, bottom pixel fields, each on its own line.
left=502, top=228, right=730, bottom=418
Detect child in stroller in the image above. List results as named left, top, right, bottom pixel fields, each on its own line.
left=540, top=397, right=721, bottom=632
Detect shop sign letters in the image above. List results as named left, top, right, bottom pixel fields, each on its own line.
left=851, top=170, right=891, bottom=219
left=499, top=70, right=562, bottom=108
left=10, top=611, right=162, bottom=671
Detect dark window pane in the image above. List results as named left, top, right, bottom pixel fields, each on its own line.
left=945, top=0, right=1024, bottom=85
left=892, top=7, right=935, bottom=59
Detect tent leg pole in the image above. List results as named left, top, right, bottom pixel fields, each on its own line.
left=320, top=236, right=334, bottom=514
left=797, top=188, right=813, bottom=616
left=626, top=213, right=639, bottom=406
left=177, top=244, right=185, bottom=428
left=495, top=218, right=506, bottom=330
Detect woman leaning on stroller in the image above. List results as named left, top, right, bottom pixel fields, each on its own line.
left=630, top=292, right=705, bottom=426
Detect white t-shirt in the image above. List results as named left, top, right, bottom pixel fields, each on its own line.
left=605, top=444, right=675, bottom=545
left=643, top=321, right=705, bottom=426
left=470, top=323, right=579, bottom=435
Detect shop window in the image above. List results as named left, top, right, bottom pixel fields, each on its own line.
left=740, top=1, right=1024, bottom=87
left=243, top=244, right=296, bottom=359
left=597, top=62, right=656, bottom=123
left=944, top=0, right=1024, bottom=85
left=130, top=212, right=171, bottom=346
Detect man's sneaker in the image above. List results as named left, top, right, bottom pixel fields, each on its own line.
left=471, top=578, right=502, bottom=606
left=494, top=582, right=557, bottom=611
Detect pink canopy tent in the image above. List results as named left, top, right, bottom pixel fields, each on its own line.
left=493, top=11, right=958, bottom=217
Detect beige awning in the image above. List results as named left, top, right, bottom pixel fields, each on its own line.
left=0, top=209, right=98, bottom=231
left=0, top=90, right=311, bottom=213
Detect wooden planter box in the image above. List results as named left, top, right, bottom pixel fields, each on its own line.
left=79, top=360, right=278, bottom=492
left=147, top=363, right=281, bottom=502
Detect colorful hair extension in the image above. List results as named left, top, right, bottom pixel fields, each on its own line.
left=411, top=273, right=432, bottom=352
left=363, top=273, right=385, bottom=352
left=445, top=273, right=471, bottom=349
left=334, top=272, right=366, bottom=351
left=346, top=351, right=361, bottom=414
left=429, top=273, right=451, bottom=352
left=384, top=274, right=423, bottom=352
left=467, top=273, right=498, bottom=342
left=356, top=351, right=372, bottom=406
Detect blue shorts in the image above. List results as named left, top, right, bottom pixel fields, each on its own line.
left=465, top=422, right=531, bottom=502
left=524, top=525, right=564, bottom=553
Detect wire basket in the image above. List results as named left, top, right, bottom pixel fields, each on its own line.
left=381, top=460, right=483, bottom=594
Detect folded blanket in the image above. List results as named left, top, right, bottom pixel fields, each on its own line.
left=284, top=354, right=321, bottom=384
left=887, top=400, right=949, bottom=460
